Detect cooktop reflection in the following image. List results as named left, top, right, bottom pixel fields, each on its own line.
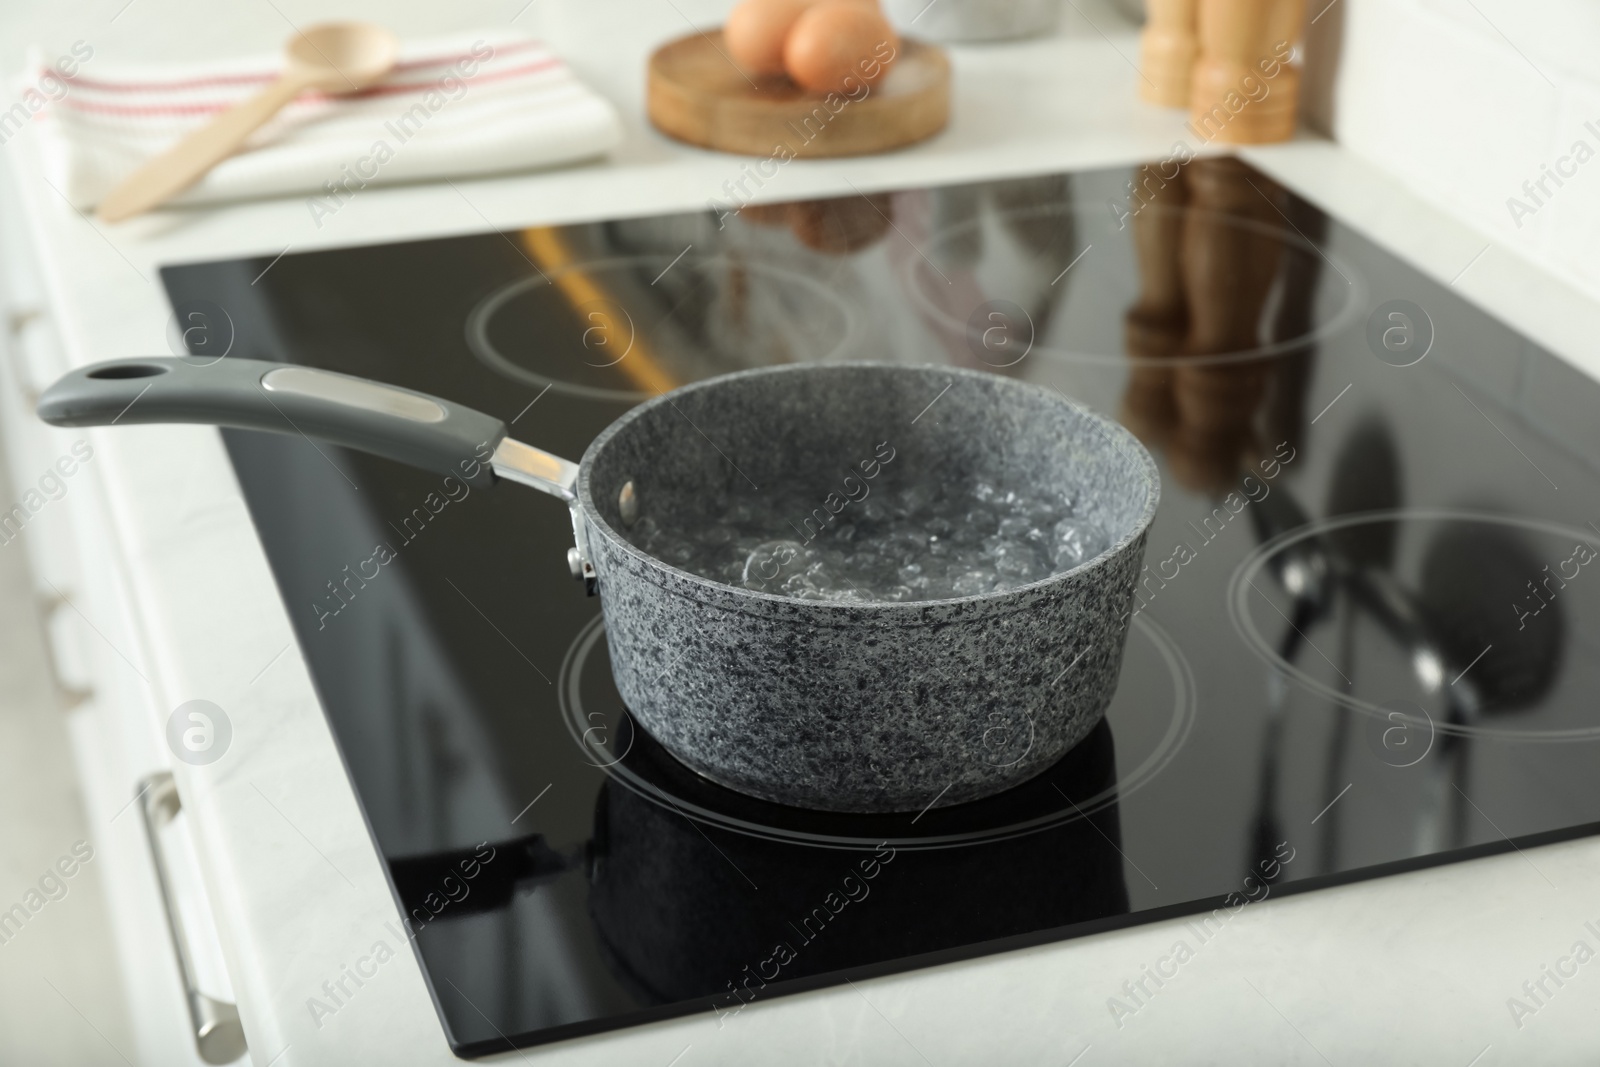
left=161, top=157, right=1600, bottom=1056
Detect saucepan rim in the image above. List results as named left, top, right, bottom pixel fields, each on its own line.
left=577, top=361, right=1161, bottom=610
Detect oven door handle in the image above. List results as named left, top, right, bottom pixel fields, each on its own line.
left=138, top=772, right=248, bottom=1065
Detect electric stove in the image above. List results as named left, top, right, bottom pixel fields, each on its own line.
left=161, top=157, right=1600, bottom=1057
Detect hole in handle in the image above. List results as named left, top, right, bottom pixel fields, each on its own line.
left=88, top=363, right=170, bottom=380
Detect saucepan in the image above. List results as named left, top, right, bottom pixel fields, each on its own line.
left=38, top=357, right=1158, bottom=812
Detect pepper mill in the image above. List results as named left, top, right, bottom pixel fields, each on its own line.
left=1189, top=0, right=1305, bottom=144
left=1140, top=0, right=1198, bottom=107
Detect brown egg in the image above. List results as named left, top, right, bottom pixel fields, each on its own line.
left=725, top=0, right=816, bottom=77
left=784, top=1, right=898, bottom=95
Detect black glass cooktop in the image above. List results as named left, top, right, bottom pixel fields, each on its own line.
left=162, top=158, right=1600, bottom=1057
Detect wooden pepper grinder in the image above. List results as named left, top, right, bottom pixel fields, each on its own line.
left=1189, top=0, right=1305, bottom=144
left=1140, top=0, right=1198, bottom=107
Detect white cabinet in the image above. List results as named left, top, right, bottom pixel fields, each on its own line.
left=0, top=169, right=246, bottom=1067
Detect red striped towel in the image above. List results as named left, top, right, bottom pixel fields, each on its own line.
left=24, top=31, right=622, bottom=215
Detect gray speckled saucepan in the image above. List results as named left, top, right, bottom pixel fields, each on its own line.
left=39, top=358, right=1159, bottom=813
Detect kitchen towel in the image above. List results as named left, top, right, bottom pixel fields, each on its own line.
left=26, top=31, right=623, bottom=214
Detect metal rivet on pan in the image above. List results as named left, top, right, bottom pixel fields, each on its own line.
left=618, top=480, right=639, bottom=527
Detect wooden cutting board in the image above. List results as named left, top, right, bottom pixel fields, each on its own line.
left=647, top=31, right=950, bottom=158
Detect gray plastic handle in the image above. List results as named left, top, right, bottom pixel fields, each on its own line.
left=37, top=357, right=508, bottom=487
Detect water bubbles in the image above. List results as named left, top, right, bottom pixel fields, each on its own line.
left=1050, top=518, right=1110, bottom=570
left=743, top=539, right=807, bottom=584
left=623, top=476, right=1107, bottom=603
left=951, top=570, right=994, bottom=596
left=896, top=485, right=935, bottom=514
left=883, top=532, right=925, bottom=566
left=998, top=516, right=1033, bottom=540
left=629, top=515, right=661, bottom=551
left=993, top=540, right=1049, bottom=581
left=964, top=509, right=996, bottom=536
left=782, top=572, right=824, bottom=599
left=658, top=540, right=696, bottom=566
left=698, top=524, right=734, bottom=547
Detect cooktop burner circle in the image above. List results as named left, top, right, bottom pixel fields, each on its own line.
left=557, top=612, right=1196, bottom=851
left=466, top=253, right=859, bottom=403
left=1230, top=508, right=1600, bottom=741
left=906, top=201, right=1364, bottom=369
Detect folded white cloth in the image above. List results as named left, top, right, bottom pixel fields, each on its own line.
left=27, top=30, right=623, bottom=213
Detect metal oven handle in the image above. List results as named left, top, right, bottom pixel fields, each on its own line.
left=138, top=772, right=248, bottom=1065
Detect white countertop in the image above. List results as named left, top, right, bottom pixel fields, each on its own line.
left=7, top=1, right=1600, bottom=1064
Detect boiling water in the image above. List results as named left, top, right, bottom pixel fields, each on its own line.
left=625, top=481, right=1109, bottom=602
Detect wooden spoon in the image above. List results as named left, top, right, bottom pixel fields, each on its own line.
left=96, top=23, right=398, bottom=223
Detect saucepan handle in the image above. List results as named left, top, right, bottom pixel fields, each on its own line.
left=37, top=356, right=513, bottom=488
